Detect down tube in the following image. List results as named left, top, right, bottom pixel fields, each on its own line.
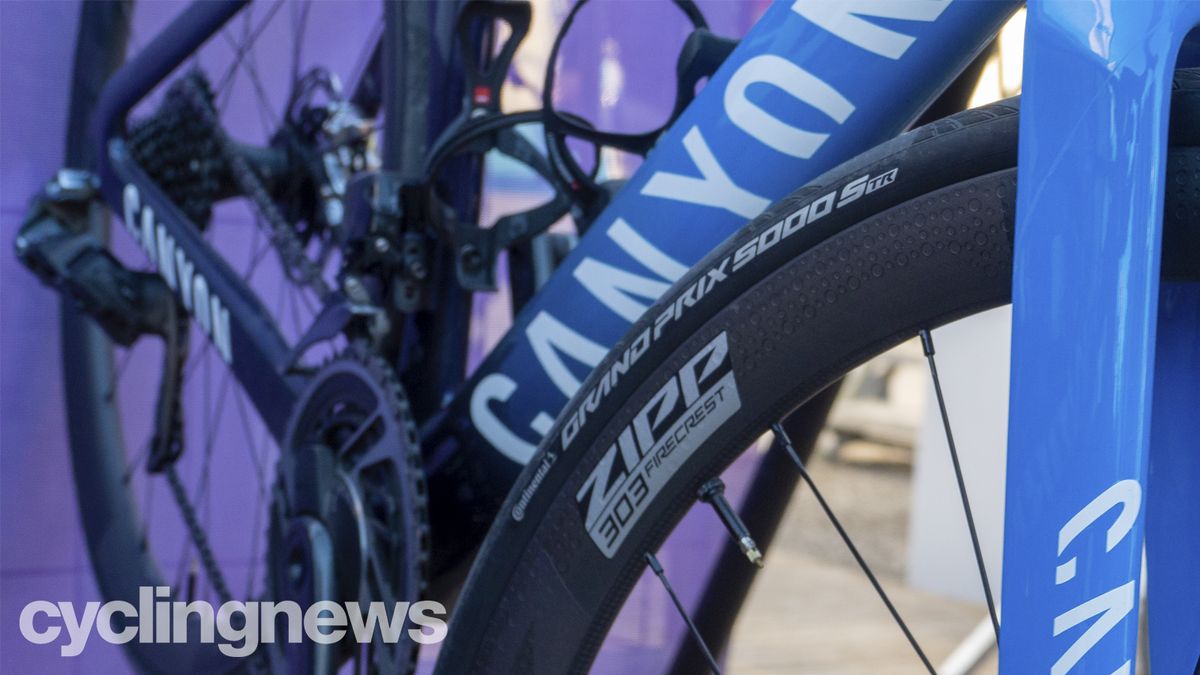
left=428, top=1, right=1018, bottom=495
left=1001, top=1, right=1200, bottom=673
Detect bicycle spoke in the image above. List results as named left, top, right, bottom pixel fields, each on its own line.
left=213, top=0, right=286, bottom=102
left=289, top=1, right=313, bottom=86
left=228, top=386, right=273, bottom=598
left=771, top=422, right=937, bottom=675
left=182, top=330, right=215, bottom=381
left=287, top=286, right=306, bottom=338
left=296, top=283, right=318, bottom=316
left=246, top=396, right=274, bottom=599
left=140, top=468, right=158, bottom=547
left=174, top=534, right=195, bottom=594
left=186, top=560, right=200, bottom=603
left=245, top=220, right=278, bottom=282
left=231, top=386, right=270, bottom=490
left=106, top=347, right=137, bottom=400
left=176, top=349, right=233, bottom=582
left=216, top=12, right=254, bottom=114
left=644, top=552, right=723, bottom=675
left=223, top=29, right=280, bottom=137
left=191, top=367, right=234, bottom=510
left=917, top=329, right=1000, bottom=639
left=223, top=13, right=275, bottom=134
left=244, top=493, right=267, bottom=598
left=165, top=465, right=234, bottom=604
left=123, top=438, right=153, bottom=484
left=348, top=22, right=384, bottom=97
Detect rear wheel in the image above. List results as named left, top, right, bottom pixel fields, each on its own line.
left=59, top=3, right=425, bottom=672
left=435, top=73, right=1200, bottom=674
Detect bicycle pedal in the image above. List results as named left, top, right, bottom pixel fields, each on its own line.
left=16, top=173, right=175, bottom=346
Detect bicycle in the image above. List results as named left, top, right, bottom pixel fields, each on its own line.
left=13, top=0, right=1200, bottom=673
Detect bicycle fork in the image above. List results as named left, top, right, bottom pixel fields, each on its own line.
left=1002, top=1, right=1200, bottom=672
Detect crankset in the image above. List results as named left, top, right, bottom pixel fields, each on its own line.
left=269, top=345, right=427, bottom=674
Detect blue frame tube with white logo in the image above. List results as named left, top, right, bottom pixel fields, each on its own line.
left=432, top=0, right=1019, bottom=497
left=1002, top=1, right=1200, bottom=671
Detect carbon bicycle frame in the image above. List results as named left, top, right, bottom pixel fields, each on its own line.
left=1005, top=1, right=1200, bottom=672
left=86, top=0, right=1199, bottom=671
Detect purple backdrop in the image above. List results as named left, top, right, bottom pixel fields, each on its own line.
left=0, top=2, right=765, bottom=672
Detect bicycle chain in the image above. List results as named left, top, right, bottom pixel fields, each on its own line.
left=132, top=72, right=314, bottom=611
left=175, top=72, right=333, bottom=301
left=163, top=465, right=235, bottom=606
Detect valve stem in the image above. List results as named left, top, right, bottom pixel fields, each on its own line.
left=698, top=478, right=763, bottom=568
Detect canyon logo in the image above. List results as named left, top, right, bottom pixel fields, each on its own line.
left=123, top=184, right=233, bottom=365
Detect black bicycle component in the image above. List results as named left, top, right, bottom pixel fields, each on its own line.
left=173, top=71, right=335, bottom=300
left=421, top=0, right=727, bottom=292
left=669, top=387, right=841, bottom=675
left=645, top=552, right=723, bottom=675
left=698, top=478, right=763, bottom=568
left=284, top=69, right=380, bottom=251
left=428, top=112, right=577, bottom=290
left=146, top=299, right=188, bottom=473
left=457, top=0, right=531, bottom=115
left=420, top=1, right=584, bottom=291
left=540, top=0, right=736, bottom=217
left=127, top=68, right=344, bottom=304
left=17, top=170, right=191, bottom=472
left=369, top=0, right=433, bottom=314
left=274, top=345, right=428, bottom=673
left=773, top=422, right=937, bottom=674
left=918, top=328, right=1000, bottom=639
left=43, top=2, right=439, bottom=672
left=271, top=513, right=339, bottom=674
left=126, top=74, right=234, bottom=228
left=17, top=171, right=174, bottom=345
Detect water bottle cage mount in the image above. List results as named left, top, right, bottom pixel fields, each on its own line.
left=421, top=0, right=737, bottom=292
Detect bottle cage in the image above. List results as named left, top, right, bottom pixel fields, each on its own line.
left=423, top=0, right=737, bottom=291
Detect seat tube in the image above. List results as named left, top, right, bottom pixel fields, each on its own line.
left=1001, top=1, right=1200, bottom=672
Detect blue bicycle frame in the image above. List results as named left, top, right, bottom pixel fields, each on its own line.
left=1004, top=0, right=1200, bottom=672
left=86, top=0, right=1198, bottom=670
left=430, top=0, right=1019, bottom=502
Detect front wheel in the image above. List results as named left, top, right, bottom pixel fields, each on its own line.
left=434, top=72, right=1200, bottom=674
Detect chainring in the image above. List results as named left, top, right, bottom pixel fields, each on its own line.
left=269, top=344, right=428, bottom=673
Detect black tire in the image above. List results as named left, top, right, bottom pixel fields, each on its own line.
left=435, top=73, right=1200, bottom=674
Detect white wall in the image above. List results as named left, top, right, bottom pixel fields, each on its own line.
left=906, top=306, right=1011, bottom=604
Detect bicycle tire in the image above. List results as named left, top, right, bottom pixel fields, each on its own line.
left=435, top=71, right=1200, bottom=674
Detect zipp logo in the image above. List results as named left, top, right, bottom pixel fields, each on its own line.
left=577, top=331, right=741, bottom=557
left=122, top=184, right=233, bottom=365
